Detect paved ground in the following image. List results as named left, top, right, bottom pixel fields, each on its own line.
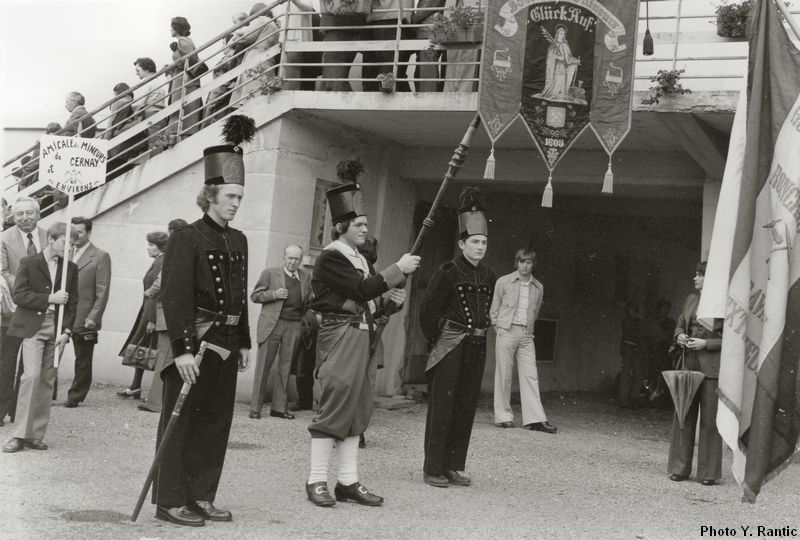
left=1, top=384, right=799, bottom=540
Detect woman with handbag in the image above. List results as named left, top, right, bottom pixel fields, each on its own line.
left=667, top=261, right=724, bottom=486
left=117, top=232, right=169, bottom=399
left=166, top=17, right=205, bottom=141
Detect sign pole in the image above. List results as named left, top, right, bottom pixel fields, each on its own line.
left=54, top=192, right=74, bottom=368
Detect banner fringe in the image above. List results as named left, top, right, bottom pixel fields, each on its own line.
left=541, top=173, right=553, bottom=208
left=483, top=145, right=496, bottom=180
left=602, top=159, right=614, bottom=194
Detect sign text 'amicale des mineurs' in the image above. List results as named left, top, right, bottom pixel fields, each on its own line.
left=38, top=135, right=109, bottom=194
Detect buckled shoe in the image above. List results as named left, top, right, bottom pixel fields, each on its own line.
left=334, top=482, right=384, bottom=506
left=306, top=482, right=335, bottom=507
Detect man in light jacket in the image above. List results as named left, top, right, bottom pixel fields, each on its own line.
left=489, top=248, right=556, bottom=434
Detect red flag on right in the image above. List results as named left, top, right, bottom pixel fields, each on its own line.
left=697, top=0, right=800, bottom=503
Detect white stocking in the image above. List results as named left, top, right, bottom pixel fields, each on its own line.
left=336, top=435, right=360, bottom=486
left=307, top=437, right=335, bottom=484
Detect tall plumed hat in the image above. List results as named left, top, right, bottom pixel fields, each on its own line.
left=457, top=187, right=488, bottom=238
left=327, top=158, right=366, bottom=224
left=204, top=115, right=256, bottom=185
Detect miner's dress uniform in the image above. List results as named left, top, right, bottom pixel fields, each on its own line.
left=308, top=184, right=404, bottom=440
left=152, top=141, right=252, bottom=509
left=420, top=199, right=496, bottom=477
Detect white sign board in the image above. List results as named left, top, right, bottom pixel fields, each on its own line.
left=38, top=135, right=109, bottom=194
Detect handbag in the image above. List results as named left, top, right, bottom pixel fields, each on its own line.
left=122, top=334, right=158, bottom=371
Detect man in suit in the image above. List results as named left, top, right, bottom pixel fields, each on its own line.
left=3, top=222, right=78, bottom=453
left=0, top=197, right=48, bottom=427
left=62, top=91, right=97, bottom=138
left=64, top=217, right=111, bottom=408
left=489, top=248, right=556, bottom=434
left=249, top=244, right=311, bottom=420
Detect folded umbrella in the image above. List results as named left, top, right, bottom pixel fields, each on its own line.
left=661, top=348, right=705, bottom=429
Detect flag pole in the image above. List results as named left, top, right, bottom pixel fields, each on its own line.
left=54, top=192, right=74, bottom=368
left=773, top=0, right=800, bottom=40
left=369, top=115, right=482, bottom=357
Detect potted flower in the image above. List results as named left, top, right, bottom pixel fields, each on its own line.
left=376, top=72, right=396, bottom=93
left=641, top=68, right=691, bottom=105
left=714, top=0, right=751, bottom=38
left=247, top=65, right=284, bottom=97
left=428, top=5, right=484, bottom=46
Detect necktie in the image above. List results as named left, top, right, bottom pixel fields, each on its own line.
left=26, top=233, right=36, bottom=256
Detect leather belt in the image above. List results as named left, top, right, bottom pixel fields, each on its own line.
left=197, top=307, right=240, bottom=326
left=443, top=319, right=487, bottom=337
left=317, top=312, right=370, bottom=331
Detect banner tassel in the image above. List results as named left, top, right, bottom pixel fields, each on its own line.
left=541, top=173, right=553, bottom=208
left=483, top=145, right=496, bottom=180
left=643, top=1, right=654, bottom=56
left=602, top=158, right=614, bottom=194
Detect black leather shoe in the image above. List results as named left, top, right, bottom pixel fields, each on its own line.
left=669, top=473, right=688, bottom=482
left=443, top=470, right=471, bottom=486
left=155, top=505, right=205, bottom=527
left=334, top=482, right=383, bottom=506
left=423, top=473, right=449, bottom=488
left=23, top=438, right=48, bottom=450
left=248, top=411, right=261, bottom=419
left=306, top=482, right=335, bottom=507
left=64, top=401, right=79, bottom=408
left=289, top=403, right=312, bottom=412
left=190, top=501, right=232, bottom=522
left=270, top=410, right=295, bottom=420
left=496, top=421, right=513, bottom=428
left=2, top=438, right=23, bottom=453
left=524, top=421, right=558, bottom=434
left=701, top=479, right=716, bottom=486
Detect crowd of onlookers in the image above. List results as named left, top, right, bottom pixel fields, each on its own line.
left=5, top=0, right=482, bottom=208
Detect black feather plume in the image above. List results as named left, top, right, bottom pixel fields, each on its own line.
left=221, top=115, right=256, bottom=146
left=336, top=157, right=365, bottom=184
left=458, top=187, right=484, bottom=211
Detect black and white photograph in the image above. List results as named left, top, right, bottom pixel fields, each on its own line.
left=2, top=0, right=800, bottom=538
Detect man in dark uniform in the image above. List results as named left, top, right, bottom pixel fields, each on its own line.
left=420, top=188, right=496, bottom=488
left=304, top=163, right=420, bottom=507
left=152, top=116, right=254, bottom=527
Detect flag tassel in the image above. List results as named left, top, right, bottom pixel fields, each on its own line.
left=483, top=145, right=496, bottom=180
left=602, top=159, right=614, bottom=194
left=643, top=1, right=654, bottom=56
left=541, top=173, right=553, bottom=208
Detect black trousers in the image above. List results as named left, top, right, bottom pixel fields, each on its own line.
left=294, top=340, right=316, bottom=410
left=0, top=326, right=22, bottom=420
left=152, top=345, right=239, bottom=508
left=67, top=338, right=95, bottom=404
left=362, top=23, right=413, bottom=92
left=424, top=339, right=486, bottom=476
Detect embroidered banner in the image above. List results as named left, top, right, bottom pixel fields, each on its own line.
left=589, top=0, right=639, bottom=162
left=478, top=0, right=526, bottom=143
left=477, top=0, right=639, bottom=201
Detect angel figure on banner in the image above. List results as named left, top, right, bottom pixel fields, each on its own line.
left=534, top=25, right=587, bottom=105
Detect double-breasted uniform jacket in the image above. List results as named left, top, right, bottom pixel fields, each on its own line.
left=420, top=255, right=497, bottom=371
left=251, top=265, right=311, bottom=344
left=161, top=214, right=252, bottom=363
left=8, top=252, right=78, bottom=339
left=674, top=293, right=723, bottom=378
